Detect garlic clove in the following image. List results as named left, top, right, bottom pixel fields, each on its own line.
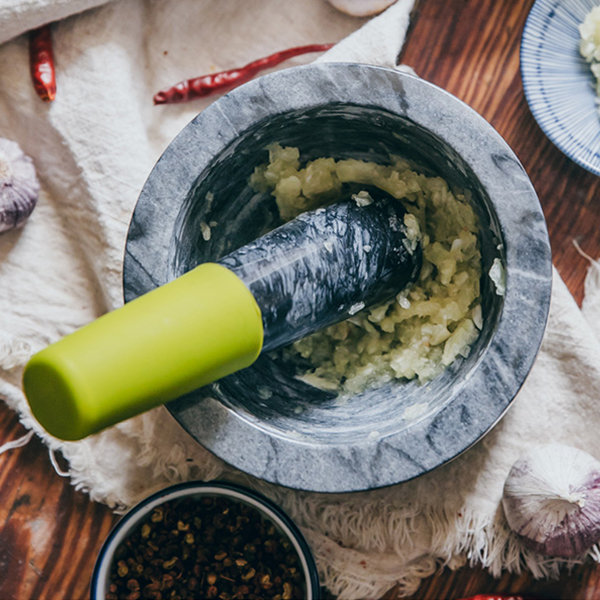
left=0, top=138, right=40, bottom=233
left=325, top=0, right=397, bottom=17
left=502, top=443, right=600, bottom=558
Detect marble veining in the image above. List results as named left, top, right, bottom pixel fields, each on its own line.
left=123, top=64, right=552, bottom=493
left=218, top=190, right=421, bottom=352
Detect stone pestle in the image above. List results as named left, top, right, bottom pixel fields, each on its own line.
left=219, top=187, right=422, bottom=352
left=22, top=187, right=421, bottom=441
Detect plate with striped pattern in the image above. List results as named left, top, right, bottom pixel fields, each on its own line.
left=521, top=0, right=600, bottom=176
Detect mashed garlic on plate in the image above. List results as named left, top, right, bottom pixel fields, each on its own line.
left=580, top=5, right=600, bottom=103
left=250, top=144, right=483, bottom=393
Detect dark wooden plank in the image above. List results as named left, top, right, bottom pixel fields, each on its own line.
left=1, top=1, right=600, bottom=599
left=387, top=562, right=600, bottom=599
left=0, top=408, right=117, bottom=600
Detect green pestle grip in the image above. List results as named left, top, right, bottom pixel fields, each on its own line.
left=22, top=263, right=264, bottom=441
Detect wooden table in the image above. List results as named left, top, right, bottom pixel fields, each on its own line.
left=1, top=0, right=600, bottom=598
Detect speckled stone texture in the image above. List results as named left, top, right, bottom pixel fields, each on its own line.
left=123, top=64, right=552, bottom=493
left=218, top=191, right=421, bottom=352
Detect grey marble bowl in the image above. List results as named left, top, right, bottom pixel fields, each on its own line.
left=124, top=63, right=552, bottom=493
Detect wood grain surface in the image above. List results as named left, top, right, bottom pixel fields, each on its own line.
left=2, top=0, right=600, bottom=598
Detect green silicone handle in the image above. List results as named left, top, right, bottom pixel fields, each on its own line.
left=23, top=263, right=263, bottom=441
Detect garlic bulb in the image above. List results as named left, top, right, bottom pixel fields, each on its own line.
left=0, top=138, right=40, bottom=233
left=325, top=0, right=397, bottom=17
left=502, top=443, right=600, bottom=558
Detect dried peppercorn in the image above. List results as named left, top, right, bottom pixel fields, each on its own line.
left=105, top=494, right=307, bottom=600
left=153, top=43, right=334, bottom=105
left=29, top=24, right=56, bottom=102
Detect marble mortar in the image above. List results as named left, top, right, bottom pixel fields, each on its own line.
left=123, top=63, right=552, bottom=493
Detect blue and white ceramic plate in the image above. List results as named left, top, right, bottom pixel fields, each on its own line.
left=521, top=0, right=600, bottom=176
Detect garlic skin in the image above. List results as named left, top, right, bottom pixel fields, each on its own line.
left=325, top=0, right=397, bottom=17
left=0, top=138, right=40, bottom=233
left=502, top=443, right=600, bottom=558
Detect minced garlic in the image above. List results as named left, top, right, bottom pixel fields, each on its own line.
left=580, top=6, right=600, bottom=104
left=250, top=143, right=483, bottom=392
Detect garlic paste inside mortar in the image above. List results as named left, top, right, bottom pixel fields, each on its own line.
left=249, top=143, right=483, bottom=393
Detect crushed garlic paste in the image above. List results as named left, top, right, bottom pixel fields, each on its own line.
left=580, top=5, right=600, bottom=106
left=250, top=143, right=482, bottom=393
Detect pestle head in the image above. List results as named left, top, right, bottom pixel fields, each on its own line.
left=218, top=187, right=422, bottom=352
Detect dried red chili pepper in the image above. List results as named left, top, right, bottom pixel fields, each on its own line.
left=456, top=595, right=537, bottom=600
left=29, top=24, right=56, bottom=102
left=153, top=43, right=334, bottom=105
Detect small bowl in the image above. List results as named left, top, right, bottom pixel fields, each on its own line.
left=521, top=0, right=600, bottom=176
left=124, top=63, right=552, bottom=493
left=90, top=481, right=320, bottom=600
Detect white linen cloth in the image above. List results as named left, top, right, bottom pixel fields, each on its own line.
left=1, top=1, right=600, bottom=598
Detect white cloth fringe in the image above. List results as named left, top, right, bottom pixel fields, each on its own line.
left=0, top=429, right=33, bottom=455
left=0, top=334, right=31, bottom=370
left=574, top=239, right=600, bottom=341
